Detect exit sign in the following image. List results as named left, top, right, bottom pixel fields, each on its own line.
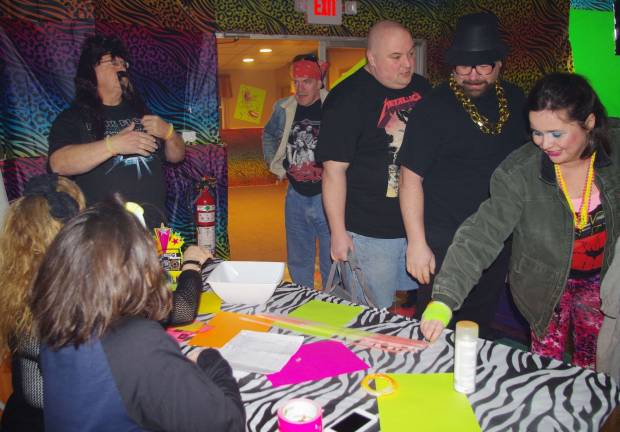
left=306, top=0, right=342, bottom=25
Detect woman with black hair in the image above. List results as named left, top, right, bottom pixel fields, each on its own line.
left=421, top=73, right=620, bottom=376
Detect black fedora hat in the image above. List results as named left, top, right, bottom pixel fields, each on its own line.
left=444, top=12, right=508, bottom=66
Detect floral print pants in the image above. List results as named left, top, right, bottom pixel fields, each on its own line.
left=531, top=274, right=603, bottom=369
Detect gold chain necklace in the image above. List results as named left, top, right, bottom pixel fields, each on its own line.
left=554, top=152, right=596, bottom=231
left=449, top=76, right=510, bottom=135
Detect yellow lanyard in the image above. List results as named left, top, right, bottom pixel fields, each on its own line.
left=554, top=152, right=596, bottom=230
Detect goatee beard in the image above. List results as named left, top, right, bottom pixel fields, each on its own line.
left=461, top=81, right=492, bottom=98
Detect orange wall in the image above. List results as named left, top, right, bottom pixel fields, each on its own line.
left=326, top=47, right=365, bottom=89
left=220, top=47, right=365, bottom=129
left=220, top=65, right=291, bottom=130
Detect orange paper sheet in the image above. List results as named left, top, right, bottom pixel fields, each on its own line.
left=188, top=312, right=272, bottom=348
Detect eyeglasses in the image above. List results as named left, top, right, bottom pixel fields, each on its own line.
left=454, top=64, right=495, bottom=76
left=99, top=58, right=130, bottom=69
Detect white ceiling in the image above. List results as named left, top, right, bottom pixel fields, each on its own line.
left=217, top=38, right=320, bottom=71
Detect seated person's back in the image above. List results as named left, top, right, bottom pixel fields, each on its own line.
left=31, top=196, right=245, bottom=432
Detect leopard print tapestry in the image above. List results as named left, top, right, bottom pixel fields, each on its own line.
left=215, top=0, right=572, bottom=90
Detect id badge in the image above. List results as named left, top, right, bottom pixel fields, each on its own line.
left=386, top=163, right=399, bottom=198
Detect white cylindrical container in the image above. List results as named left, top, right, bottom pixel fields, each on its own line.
left=454, top=320, right=479, bottom=394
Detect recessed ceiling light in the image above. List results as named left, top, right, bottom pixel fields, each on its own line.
left=242, top=58, right=255, bottom=63
left=259, top=48, right=272, bottom=53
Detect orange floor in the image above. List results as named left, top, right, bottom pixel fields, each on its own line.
left=227, top=182, right=294, bottom=282
left=227, top=181, right=409, bottom=306
left=228, top=182, right=287, bottom=263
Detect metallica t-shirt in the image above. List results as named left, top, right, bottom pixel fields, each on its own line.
left=284, top=99, right=323, bottom=196
left=317, top=67, right=431, bottom=238
left=48, top=101, right=166, bottom=228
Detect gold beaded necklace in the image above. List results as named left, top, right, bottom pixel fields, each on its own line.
left=449, top=76, right=510, bottom=135
left=554, top=152, right=596, bottom=231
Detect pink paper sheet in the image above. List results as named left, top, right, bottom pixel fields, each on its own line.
left=166, top=324, right=212, bottom=344
left=267, top=340, right=369, bottom=387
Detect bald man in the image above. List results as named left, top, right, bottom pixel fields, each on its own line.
left=316, top=21, right=432, bottom=309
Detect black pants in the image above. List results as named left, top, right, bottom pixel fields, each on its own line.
left=415, top=227, right=511, bottom=340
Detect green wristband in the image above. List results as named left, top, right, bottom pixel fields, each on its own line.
left=422, top=301, right=453, bottom=327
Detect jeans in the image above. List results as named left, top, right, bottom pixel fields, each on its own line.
left=348, top=232, right=418, bottom=309
left=285, top=185, right=331, bottom=288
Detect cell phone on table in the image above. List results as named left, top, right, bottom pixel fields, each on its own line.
left=324, top=409, right=378, bottom=432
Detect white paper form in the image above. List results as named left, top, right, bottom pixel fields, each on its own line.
left=219, top=330, right=304, bottom=374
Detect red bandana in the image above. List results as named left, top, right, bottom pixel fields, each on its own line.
left=292, top=60, right=327, bottom=80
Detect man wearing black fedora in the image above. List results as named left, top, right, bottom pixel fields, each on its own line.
left=398, top=12, right=528, bottom=339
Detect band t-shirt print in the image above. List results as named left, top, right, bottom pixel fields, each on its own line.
left=377, top=92, right=422, bottom=197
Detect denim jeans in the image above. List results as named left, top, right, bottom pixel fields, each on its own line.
left=347, top=232, right=419, bottom=309
left=285, top=185, right=331, bottom=288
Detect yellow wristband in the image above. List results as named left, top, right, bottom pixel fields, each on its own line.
left=105, top=136, right=117, bottom=155
left=164, top=124, right=174, bottom=140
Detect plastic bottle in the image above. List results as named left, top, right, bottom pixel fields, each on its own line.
left=454, top=320, right=479, bottom=394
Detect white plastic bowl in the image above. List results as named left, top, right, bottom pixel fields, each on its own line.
left=206, top=261, right=285, bottom=305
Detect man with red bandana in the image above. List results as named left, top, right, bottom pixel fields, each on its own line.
left=398, top=12, right=528, bottom=338
left=262, top=54, right=330, bottom=289
left=316, top=21, right=431, bottom=309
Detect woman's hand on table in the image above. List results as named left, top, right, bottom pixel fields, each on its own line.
left=420, top=301, right=452, bottom=342
left=420, top=319, right=445, bottom=342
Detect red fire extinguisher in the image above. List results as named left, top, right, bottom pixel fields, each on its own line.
left=196, top=177, right=216, bottom=254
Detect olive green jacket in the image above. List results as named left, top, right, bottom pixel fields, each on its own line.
left=432, top=129, right=620, bottom=339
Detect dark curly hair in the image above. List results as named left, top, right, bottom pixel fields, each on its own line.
left=74, top=34, right=148, bottom=139
left=525, top=72, right=609, bottom=157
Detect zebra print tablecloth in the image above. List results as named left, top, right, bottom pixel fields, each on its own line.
left=195, top=265, right=619, bottom=431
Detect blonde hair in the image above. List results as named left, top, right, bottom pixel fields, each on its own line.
left=0, top=176, right=84, bottom=358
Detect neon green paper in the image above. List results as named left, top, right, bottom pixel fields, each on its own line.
left=569, top=9, right=620, bottom=117
left=198, top=291, right=222, bottom=315
left=378, top=373, right=480, bottom=432
left=285, top=300, right=364, bottom=337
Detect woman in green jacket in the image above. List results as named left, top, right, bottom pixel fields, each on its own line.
left=421, top=72, right=620, bottom=373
